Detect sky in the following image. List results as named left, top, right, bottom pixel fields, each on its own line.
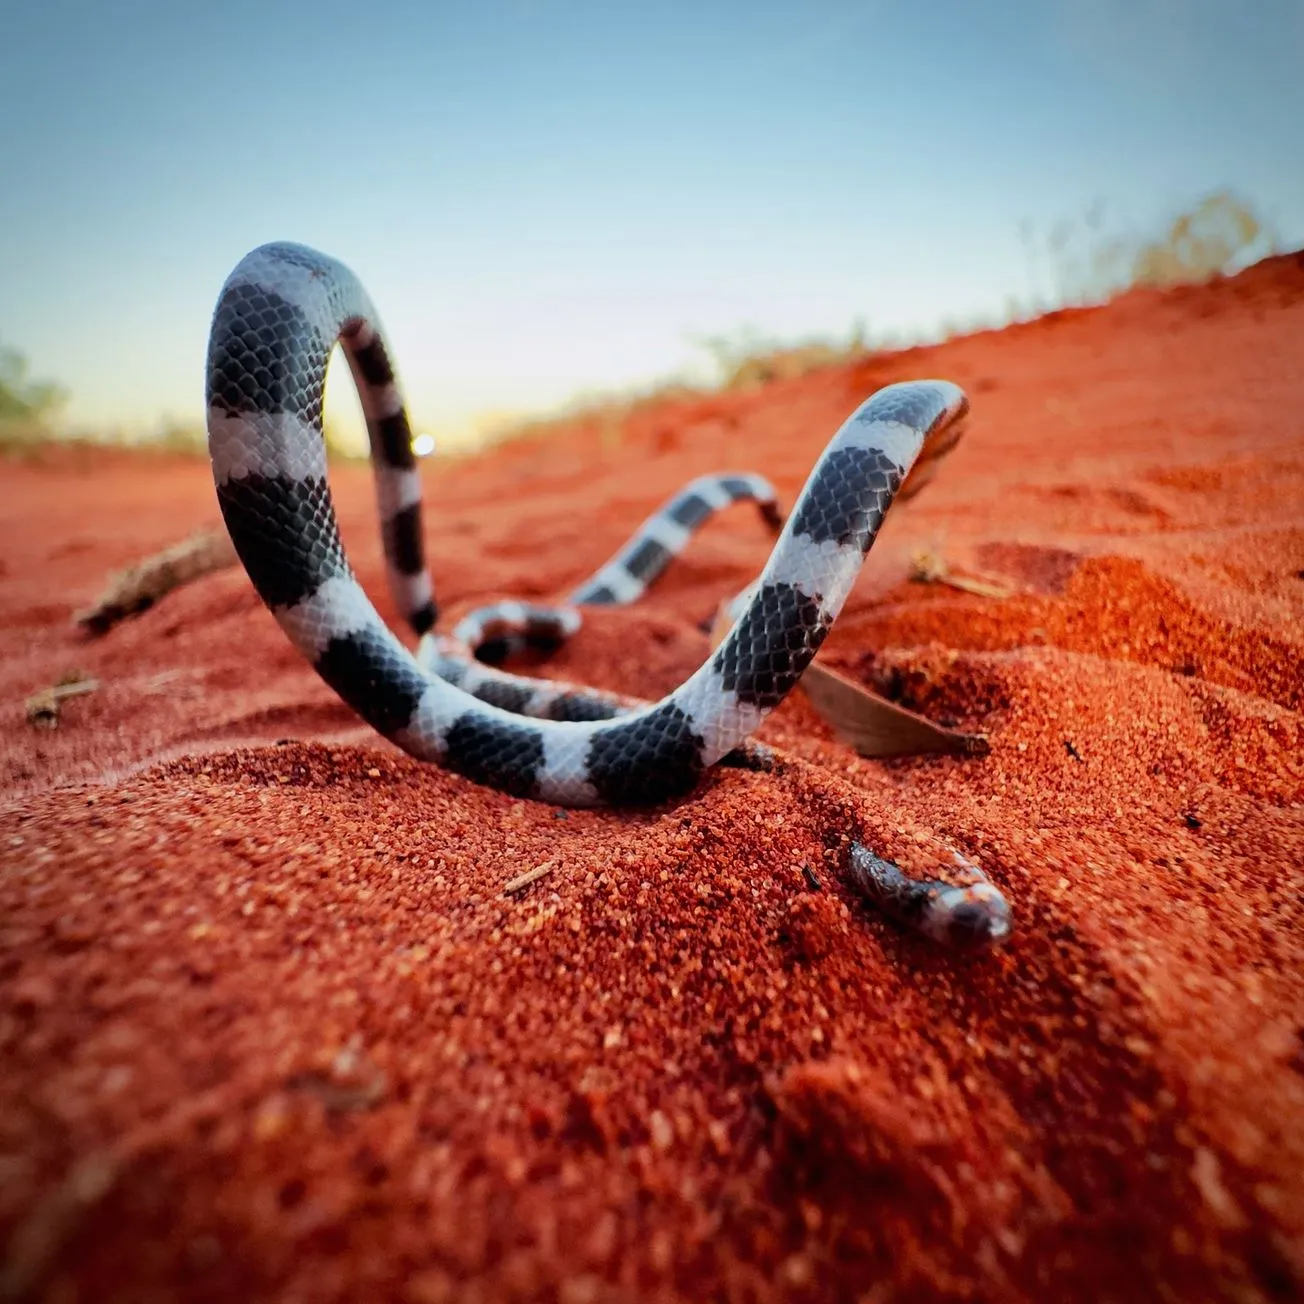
left=1, top=0, right=1300, bottom=448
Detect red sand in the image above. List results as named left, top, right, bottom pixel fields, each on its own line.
left=2, top=257, right=1303, bottom=1303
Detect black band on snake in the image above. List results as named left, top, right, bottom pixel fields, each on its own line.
left=206, top=240, right=1011, bottom=948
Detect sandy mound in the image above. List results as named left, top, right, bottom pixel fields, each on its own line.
left=2, top=255, right=1302, bottom=1302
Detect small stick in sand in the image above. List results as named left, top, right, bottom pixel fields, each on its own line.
left=910, top=550, right=1013, bottom=599
left=75, top=530, right=238, bottom=636
left=25, top=675, right=100, bottom=728
left=708, top=598, right=987, bottom=759
left=504, top=861, right=557, bottom=895
left=798, top=660, right=989, bottom=759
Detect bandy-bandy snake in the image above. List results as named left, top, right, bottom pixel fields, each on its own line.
left=206, top=241, right=1011, bottom=948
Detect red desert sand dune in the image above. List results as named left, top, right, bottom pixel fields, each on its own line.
left=2, top=255, right=1302, bottom=1303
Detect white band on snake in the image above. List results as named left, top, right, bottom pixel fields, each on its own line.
left=206, top=241, right=1011, bottom=948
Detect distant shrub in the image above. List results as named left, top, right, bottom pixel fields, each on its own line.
left=9, top=189, right=1284, bottom=458
left=1127, top=190, right=1269, bottom=288
left=0, top=341, right=66, bottom=427
left=1017, top=189, right=1276, bottom=312
left=694, top=320, right=872, bottom=392
left=150, top=420, right=208, bottom=453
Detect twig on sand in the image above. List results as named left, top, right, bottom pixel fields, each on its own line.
left=504, top=861, right=557, bottom=895
left=708, top=598, right=988, bottom=759
left=910, top=550, right=1013, bottom=599
left=75, top=529, right=237, bottom=636
left=799, top=660, right=989, bottom=759
left=25, top=674, right=99, bottom=728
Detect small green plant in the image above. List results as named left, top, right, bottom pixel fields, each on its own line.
left=0, top=341, right=68, bottom=446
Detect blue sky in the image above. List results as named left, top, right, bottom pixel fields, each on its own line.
left=1, top=0, right=1300, bottom=445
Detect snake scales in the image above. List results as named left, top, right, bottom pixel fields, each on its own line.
left=206, top=241, right=1011, bottom=947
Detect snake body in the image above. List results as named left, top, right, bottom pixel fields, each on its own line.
left=206, top=241, right=967, bottom=806
left=206, top=241, right=1010, bottom=945
left=416, top=471, right=784, bottom=723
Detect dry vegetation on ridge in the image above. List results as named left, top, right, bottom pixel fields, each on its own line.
left=0, top=188, right=1280, bottom=460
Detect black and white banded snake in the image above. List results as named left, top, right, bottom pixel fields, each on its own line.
left=206, top=242, right=1011, bottom=949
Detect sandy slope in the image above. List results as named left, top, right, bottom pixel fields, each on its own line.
left=1, top=255, right=1302, bottom=1303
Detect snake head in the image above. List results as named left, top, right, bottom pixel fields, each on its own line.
left=848, top=842, right=1013, bottom=949
left=923, top=881, right=1013, bottom=948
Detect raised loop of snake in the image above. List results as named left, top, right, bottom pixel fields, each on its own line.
left=206, top=241, right=1012, bottom=948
